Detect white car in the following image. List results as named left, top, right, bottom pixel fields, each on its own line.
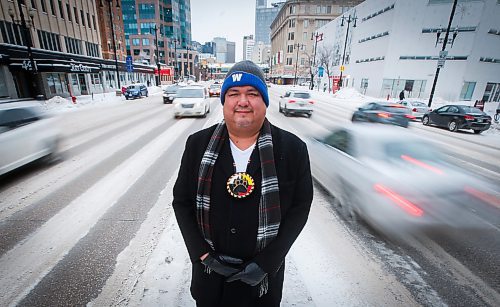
left=398, top=100, right=431, bottom=120
left=278, top=90, right=314, bottom=117
left=173, top=86, right=211, bottom=118
left=0, top=102, right=61, bottom=176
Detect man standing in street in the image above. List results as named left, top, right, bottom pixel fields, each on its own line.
left=173, top=60, right=313, bottom=307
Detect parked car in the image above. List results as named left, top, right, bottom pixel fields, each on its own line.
left=397, top=100, right=431, bottom=120
left=163, top=84, right=181, bottom=104
left=124, top=83, right=148, bottom=100
left=0, top=102, right=62, bottom=176
left=173, top=86, right=210, bottom=118
left=422, top=104, right=492, bottom=134
left=278, top=90, right=314, bottom=117
left=351, top=102, right=412, bottom=128
left=307, top=124, right=489, bottom=237
left=208, top=84, right=221, bottom=97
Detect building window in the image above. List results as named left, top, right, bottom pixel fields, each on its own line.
left=92, top=15, right=97, bottom=30
left=303, top=31, right=308, bottom=41
left=288, top=32, right=295, bottom=40
left=81, top=10, right=85, bottom=27
left=0, top=21, right=25, bottom=45
left=459, top=82, right=475, bottom=101
left=37, top=30, right=61, bottom=51
left=287, top=45, right=293, bottom=53
left=289, top=19, right=295, bottom=28
left=87, top=13, right=91, bottom=28
left=40, top=0, right=47, bottom=12
left=142, top=38, right=150, bottom=45
left=289, top=5, right=296, bottom=14
left=133, top=49, right=140, bottom=55
left=286, top=58, right=293, bottom=65
left=132, top=38, right=140, bottom=46
left=66, top=3, right=71, bottom=21
left=49, top=0, right=56, bottom=15
left=73, top=7, right=78, bottom=24
left=65, top=36, right=82, bottom=54
left=304, top=19, right=309, bottom=28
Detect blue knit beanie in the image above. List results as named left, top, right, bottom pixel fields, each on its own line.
left=220, top=60, right=269, bottom=107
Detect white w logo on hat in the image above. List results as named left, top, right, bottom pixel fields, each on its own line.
left=232, top=73, right=242, bottom=82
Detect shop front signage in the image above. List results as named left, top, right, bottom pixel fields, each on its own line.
left=70, top=63, right=93, bottom=72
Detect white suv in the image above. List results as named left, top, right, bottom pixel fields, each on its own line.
left=279, top=90, right=314, bottom=117
left=173, top=86, right=210, bottom=118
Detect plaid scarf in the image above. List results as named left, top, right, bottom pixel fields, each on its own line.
left=196, top=119, right=281, bottom=295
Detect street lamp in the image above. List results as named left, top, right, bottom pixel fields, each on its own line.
left=339, top=14, right=357, bottom=88
left=151, top=25, right=161, bottom=86
left=310, top=32, right=323, bottom=90
left=101, top=0, right=121, bottom=92
left=428, top=0, right=458, bottom=107
left=293, top=43, right=304, bottom=86
left=9, top=1, right=40, bottom=98
left=171, top=38, right=179, bottom=82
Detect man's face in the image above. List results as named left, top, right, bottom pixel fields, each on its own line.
left=223, top=85, right=266, bottom=133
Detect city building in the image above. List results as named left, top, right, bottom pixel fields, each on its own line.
left=270, top=0, right=363, bottom=85
left=316, top=0, right=500, bottom=105
left=213, top=37, right=235, bottom=63
left=122, top=0, right=195, bottom=83
left=255, top=0, right=284, bottom=44
left=251, top=41, right=271, bottom=65
left=243, top=35, right=255, bottom=61
left=0, top=0, right=154, bottom=99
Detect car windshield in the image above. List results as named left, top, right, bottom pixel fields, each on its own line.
left=165, top=85, right=179, bottom=92
left=382, top=105, right=409, bottom=113
left=378, top=140, right=443, bottom=163
left=127, top=85, right=139, bottom=90
left=411, top=101, right=427, bottom=107
left=210, top=85, right=220, bottom=89
left=176, top=88, right=204, bottom=98
left=293, top=92, right=311, bottom=99
left=462, top=106, right=483, bottom=114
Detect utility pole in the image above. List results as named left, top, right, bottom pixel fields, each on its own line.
left=310, top=32, right=323, bottom=90
left=339, top=14, right=356, bottom=88
left=428, top=0, right=458, bottom=107
left=293, top=43, right=304, bottom=86
left=172, top=39, right=178, bottom=82
left=105, top=0, right=121, bottom=91
left=151, top=25, right=161, bottom=86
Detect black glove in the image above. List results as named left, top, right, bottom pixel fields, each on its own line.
left=201, top=253, right=243, bottom=277
left=226, top=262, right=267, bottom=286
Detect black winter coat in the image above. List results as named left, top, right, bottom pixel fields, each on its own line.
left=173, top=122, right=313, bottom=306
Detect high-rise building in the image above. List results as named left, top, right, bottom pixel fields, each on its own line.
left=255, top=1, right=284, bottom=44
left=213, top=37, right=235, bottom=63
left=122, top=0, right=194, bottom=81
left=243, top=35, right=255, bottom=61
left=270, top=0, right=364, bottom=85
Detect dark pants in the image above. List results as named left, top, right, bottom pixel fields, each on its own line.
left=191, top=262, right=285, bottom=307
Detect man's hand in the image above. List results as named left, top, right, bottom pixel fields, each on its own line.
left=201, top=253, right=243, bottom=277
left=226, top=262, right=267, bottom=286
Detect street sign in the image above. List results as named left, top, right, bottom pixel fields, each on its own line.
left=340, top=65, right=345, bottom=72
left=318, top=66, right=324, bottom=77
left=126, top=56, right=133, bottom=73
left=437, top=50, right=448, bottom=68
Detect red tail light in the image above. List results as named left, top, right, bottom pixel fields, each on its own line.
left=374, top=184, right=424, bottom=217
left=464, top=115, right=474, bottom=120
left=405, top=114, right=416, bottom=120
left=378, top=113, right=391, bottom=118
left=412, top=108, right=417, bottom=112
left=464, top=186, right=500, bottom=209
left=288, top=100, right=296, bottom=103
left=401, top=155, right=444, bottom=175
left=309, top=100, right=315, bottom=104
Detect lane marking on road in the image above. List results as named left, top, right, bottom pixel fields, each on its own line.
left=0, top=118, right=196, bottom=306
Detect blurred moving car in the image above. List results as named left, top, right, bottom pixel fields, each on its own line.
left=163, top=84, right=181, bottom=104
left=278, top=90, right=314, bottom=117
left=351, top=102, right=412, bottom=128
left=307, top=124, right=494, bottom=237
left=209, top=84, right=221, bottom=97
left=422, top=105, right=492, bottom=134
left=0, top=102, right=61, bottom=176
left=397, top=100, right=431, bottom=120
left=173, top=86, right=210, bottom=118
left=124, top=83, right=148, bottom=100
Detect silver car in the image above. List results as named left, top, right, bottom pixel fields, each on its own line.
left=307, top=124, right=490, bottom=237
left=0, top=102, right=61, bottom=176
left=398, top=100, right=431, bottom=120
left=279, top=90, right=314, bottom=117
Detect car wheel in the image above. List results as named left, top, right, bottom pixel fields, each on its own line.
left=279, top=104, right=283, bottom=113
left=351, top=114, right=358, bottom=122
left=448, top=120, right=458, bottom=132
left=422, top=116, right=430, bottom=125
left=333, top=192, right=358, bottom=225
left=473, top=130, right=482, bottom=134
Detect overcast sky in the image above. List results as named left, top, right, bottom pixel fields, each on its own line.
left=190, top=0, right=257, bottom=61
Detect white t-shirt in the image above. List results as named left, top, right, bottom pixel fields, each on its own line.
left=229, top=139, right=256, bottom=172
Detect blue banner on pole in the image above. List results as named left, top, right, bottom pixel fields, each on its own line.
left=126, top=56, right=133, bottom=72
left=318, top=66, right=324, bottom=77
